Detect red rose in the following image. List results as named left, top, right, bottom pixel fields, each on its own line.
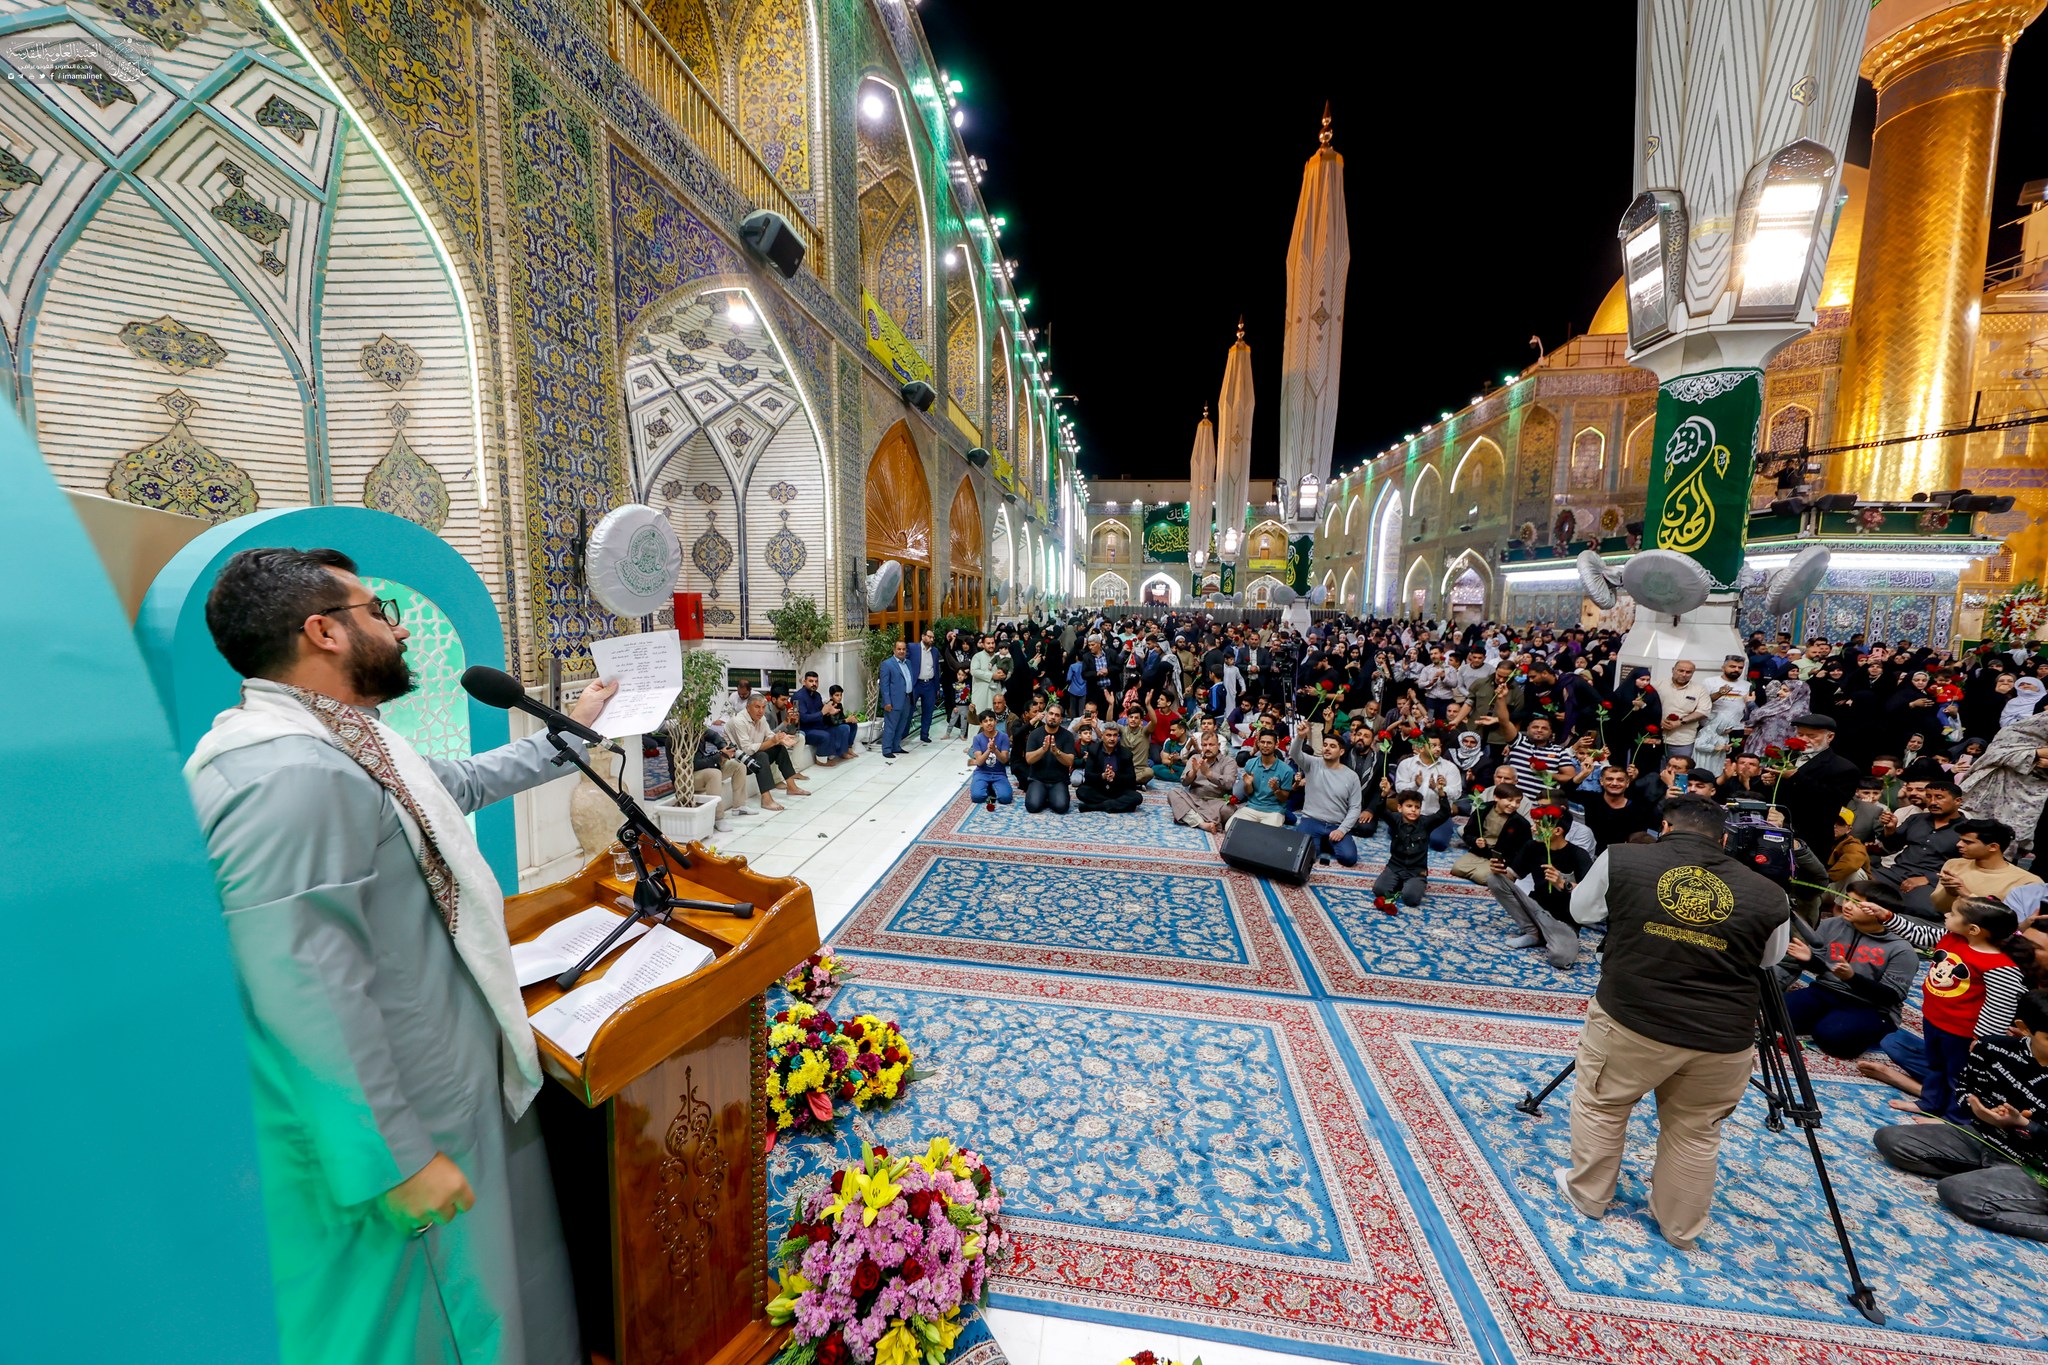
left=884, top=1047, right=903, bottom=1064
left=1766, top=744, right=1782, bottom=759
left=1786, top=737, right=1808, bottom=752
left=816, top=1335, right=849, bottom=1365
left=852, top=1259, right=882, bottom=1295
left=839, top=1081, right=857, bottom=1100
left=1643, top=684, right=1656, bottom=694
left=900, top=1257, right=927, bottom=1284
left=1133, top=1354, right=1159, bottom=1365
left=907, top=1189, right=936, bottom=1221
left=1645, top=724, right=1660, bottom=735
left=807, top=1222, right=832, bottom=1245
left=1530, top=758, right=1549, bottom=772
left=830, top=1170, right=846, bottom=1193
left=871, top=1145, right=889, bottom=1159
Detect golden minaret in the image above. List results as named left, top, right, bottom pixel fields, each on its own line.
left=1828, top=0, right=2044, bottom=498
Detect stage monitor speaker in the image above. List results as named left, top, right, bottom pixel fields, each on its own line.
left=738, top=209, right=805, bottom=279
left=1219, top=817, right=1316, bottom=885
left=901, top=380, right=936, bottom=412
left=672, top=591, right=704, bottom=640
left=966, top=446, right=991, bottom=468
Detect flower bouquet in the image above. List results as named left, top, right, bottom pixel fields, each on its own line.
left=784, top=950, right=857, bottom=1004
left=1115, top=1353, right=1204, bottom=1365
left=768, top=1138, right=1007, bottom=1365
left=843, top=1014, right=925, bottom=1107
left=1373, top=892, right=1400, bottom=916
left=767, top=1002, right=852, bottom=1144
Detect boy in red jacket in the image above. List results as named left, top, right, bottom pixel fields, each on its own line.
left=1857, top=896, right=2026, bottom=1122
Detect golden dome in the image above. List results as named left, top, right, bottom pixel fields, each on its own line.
left=1585, top=164, right=1869, bottom=332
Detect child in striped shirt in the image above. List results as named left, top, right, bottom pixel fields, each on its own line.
left=1865, top=896, right=2027, bottom=1123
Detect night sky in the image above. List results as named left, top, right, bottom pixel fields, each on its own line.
left=915, top=8, right=2048, bottom=485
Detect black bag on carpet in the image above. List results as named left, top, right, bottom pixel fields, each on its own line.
left=1219, top=817, right=1316, bottom=885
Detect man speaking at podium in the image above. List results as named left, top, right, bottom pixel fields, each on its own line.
left=184, top=547, right=615, bottom=1365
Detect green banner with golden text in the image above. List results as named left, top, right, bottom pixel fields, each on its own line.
left=1644, top=367, right=1762, bottom=590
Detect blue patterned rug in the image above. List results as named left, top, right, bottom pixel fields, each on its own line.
left=832, top=842, right=1309, bottom=995
left=772, top=770, right=2042, bottom=1364
left=777, top=962, right=1476, bottom=1364
left=919, top=787, right=1215, bottom=857
left=1275, top=872, right=1605, bottom=1018
left=1339, top=1003, right=2048, bottom=1365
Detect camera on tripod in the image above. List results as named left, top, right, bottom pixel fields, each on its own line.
left=1725, top=797, right=1796, bottom=884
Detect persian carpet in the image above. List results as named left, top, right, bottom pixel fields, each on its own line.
left=785, top=774, right=2035, bottom=1364
left=780, top=960, right=1476, bottom=1365
left=920, top=788, right=1217, bottom=857
left=1337, top=1003, right=2048, bottom=1365
left=831, top=842, right=1308, bottom=995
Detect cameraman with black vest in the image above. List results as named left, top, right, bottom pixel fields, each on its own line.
left=1559, top=794, right=1792, bottom=1249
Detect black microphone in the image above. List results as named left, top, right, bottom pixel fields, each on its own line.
left=461, top=665, right=619, bottom=751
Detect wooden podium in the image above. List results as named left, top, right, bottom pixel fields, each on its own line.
left=507, top=839, right=818, bottom=1365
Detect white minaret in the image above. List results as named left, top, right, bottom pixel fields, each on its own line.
left=1214, top=318, right=1255, bottom=571
left=1278, top=102, right=1349, bottom=530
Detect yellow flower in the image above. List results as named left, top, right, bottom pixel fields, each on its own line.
left=923, top=1309, right=963, bottom=1361
left=917, top=1136, right=956, bottom=1174
left=824, top=1163, right=902, bottom=1227
left=764, top=1268, right=809, bottom=1324
left=874, top=1320, right=919, bottom=1365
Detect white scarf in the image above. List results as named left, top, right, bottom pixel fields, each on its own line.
left=186, top=681, right=542, bottom=1118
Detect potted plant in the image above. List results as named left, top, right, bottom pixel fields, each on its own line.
left=858, top=626, right=897, bottom=743
left=767, top=594, right=832, bottom=677
left=648, top=645, right=729, bottom=845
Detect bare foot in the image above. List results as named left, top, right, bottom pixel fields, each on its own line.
left=760, top=795, right=785, bottom=812
left=1855, top=1060, right=1921, bottom=1096
left=786, top=786, right=812, bottom=798
left=1886, top=1098, right=1929, bottom=1114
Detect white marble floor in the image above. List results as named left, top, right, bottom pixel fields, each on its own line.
left=719, top=731, right=1333, bottom=1365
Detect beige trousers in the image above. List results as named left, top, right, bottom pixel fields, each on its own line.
left=1226, top=807, right=1285, bottom=829
left=692, top=759, right=747, bottom=815
left=1565, top=998, right=1754, bottom=1248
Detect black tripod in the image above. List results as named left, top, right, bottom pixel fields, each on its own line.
left=543, top=729, right=752, bottom=991
left=1514, top=973, right=1884, bottom=1325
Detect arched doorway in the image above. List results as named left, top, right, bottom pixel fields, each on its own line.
left=865, top=422, right=933, bottom=640
left=989, top=505, right=1013, bottom=617
left=1245, top=574, right=1285, bottom=607
left=1402, top=558, right=1433, bottom=618
left=945, top=475, right=983, bottom=625
left=1444, top=553, right=1491, bottom=626
left=1369, top=486, right=1402, bottom=612
left=1090, top=571, right=1131, bottom=605
left=1139, top=571, right=1179, bottom=606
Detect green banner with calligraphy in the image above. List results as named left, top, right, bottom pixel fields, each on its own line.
left=1288, top=535, right=1315, bottom=594
left=1143, top=502, right=1189, bottom=561
left=1645, top=367, right=1762, bottom=590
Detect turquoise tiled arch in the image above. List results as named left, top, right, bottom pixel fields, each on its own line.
left=135, top=506, right=518, bottom=885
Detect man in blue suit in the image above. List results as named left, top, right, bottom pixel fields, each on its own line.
left=794, top=669, right=855, bottom=763
left=906, top=626, right=943, bottom=744
left=878, top=636, right=915, bottom=762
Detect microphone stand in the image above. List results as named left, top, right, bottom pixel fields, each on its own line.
left=542, top=728, right=753, bottom=991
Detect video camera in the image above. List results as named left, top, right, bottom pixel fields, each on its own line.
left=1724, top=797, right=1796, bottom=885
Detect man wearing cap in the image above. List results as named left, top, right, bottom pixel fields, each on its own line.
left=1772, top=712, right=1863, bottom=858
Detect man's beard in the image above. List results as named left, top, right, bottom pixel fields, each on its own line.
left=347, top=630, right=415, bottom=705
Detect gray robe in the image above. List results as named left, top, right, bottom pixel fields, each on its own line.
left=188, top=710, right=582, bottom=1365
left=1167, top=751, right=1239, bottom=826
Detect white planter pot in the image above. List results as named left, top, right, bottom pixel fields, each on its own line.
left=649, top=793, right=719, bottom=846
left=857, top=719, right=883, bottom=744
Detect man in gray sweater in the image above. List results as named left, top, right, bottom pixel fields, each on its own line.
left=1288, top=729, right=1365, bottom=866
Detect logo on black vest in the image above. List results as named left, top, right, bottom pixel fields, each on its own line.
left=1657, top=866, right=1734, bottom=925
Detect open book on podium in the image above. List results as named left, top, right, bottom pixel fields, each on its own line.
left=508, top=837, right=818, bottom=1365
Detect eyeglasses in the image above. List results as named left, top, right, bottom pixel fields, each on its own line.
left=324, top=596, right=402, bottom=628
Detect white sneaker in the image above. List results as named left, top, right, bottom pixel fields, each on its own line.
left=713, top=820, right=732, bottom=833
left=730, top=807, right=757, bottom=817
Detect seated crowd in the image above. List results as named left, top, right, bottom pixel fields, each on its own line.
left=965, top=605, right=2048, bottom=1245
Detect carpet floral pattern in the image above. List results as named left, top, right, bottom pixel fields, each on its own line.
left=922, top=789, right=1215, bottom=857
left=793, top=771, right=2048, bottom=1364
left=1338, top=1003, right=2048, bottom=1365
left=1276, top=876, right=1603, bottom=1016
left=833, top=844, right=1306, bottom=994
left=778, top=959, right=1473, bottom=1364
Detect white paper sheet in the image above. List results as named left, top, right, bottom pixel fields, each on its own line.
left=527, top=924, right=715, bottom=1058
left=587, top=632, right=684, bottom=738
left=509, top=904, right=651, bottom=987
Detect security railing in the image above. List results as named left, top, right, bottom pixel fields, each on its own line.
left=609, top=0, right=819, bottom=265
